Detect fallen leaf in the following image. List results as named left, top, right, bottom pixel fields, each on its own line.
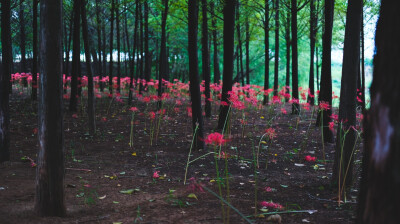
left=119, top=189, right=134, bottom=194
left=280, top=184, right=289, bottom=188
left=295, top=163, right=305, bottom=167
left=187, top=193, right=198, bottom=200
left=302, top=219, right=310, bottom=223
left=98, top=195, right=106, bottom=200
left=131, top=152, right=137, bottom=156
left=113, top=201, right=119, bottom=204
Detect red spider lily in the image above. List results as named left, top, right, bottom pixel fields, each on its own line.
left=204, top=132, right=227, bottom=146
left=149, top=112, right=156, bottom=120
left=260, top=201, right=284, bottom=210
left=330, top=113, right=339, bottom=122
left=319, top=101, right=330, bottom=111
left=357, top=96, right=363, bottom=102
left=301, top=92, right=307, bottom=101
left=272, top=96, right=281, bottom=104
left=188, top=177, right=205, bottom=193
left=72, top=114, right=78, bottom=119
left=33, top=128, right=38, bottom=135
left=220, top=101, right=229, bottom=106
left=265, top=128, right=276, bottom=140
left=280, top=108, right=287, bottom=114
left=329, top=121, right=335, bottom=132
left=129, top=107, right=139, bottom=112
left=186, top=107, right=192, bottom=117
left=174, top=107, right=180, bottom=113
left=101, top=117, right=107, bottom=122
left=152, top=171, right=160, bottom=179
left=302, top=102, right=311, bottom=111
left=305, top=155, right=316, bottom=162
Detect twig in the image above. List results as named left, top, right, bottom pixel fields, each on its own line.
left=66, top=168, right=92, bottom=172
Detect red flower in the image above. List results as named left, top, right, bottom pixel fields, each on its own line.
left=329, top=121, right=335, bottom=132
left=204, top=132, right=227, bottom=146
left=319, top=101, right=330, bottom=111
left=265, top=128, right=276, bottom=140
left=153, top=171, right=160, bottom=179
left=305, top=155, right=316, bottom=162
left=129, top=107, right=139, bottom=112
left=260, top=201, right=284, bottom=210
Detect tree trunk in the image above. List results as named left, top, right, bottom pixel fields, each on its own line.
left=291, top=0, right=300, bottom=114
left=308, top=0, right=316, bottom=105
left=81, top=0, right=96, bottom=135
left=109, top=0, right=115, bottom=94
left=31, top=0, right=38, bottom=101
left=357, top=1, right=400, bottom=222
left=202, top=0, right=211, bottom=118
left=0, top=0, right=12, bottom=162
left=116, top=0, right=121, bottom=93
left=102, top=16, right=107, bottom=91
left=157, top=0, right=169, bottom=108
left=144, top=1, right=150, bottom=82
left=34, top=0, right=66, bottom=216
left=332, top=0, right=362, bottom=191
left=211, top=2, right=221, bottom=84
left=236, top=3, right=245, bottom=87
left=128, top=1, right=139, bottom=104
left=95, top=0, right=103, bottom=90
left=188, top=0, right=205, bottom=149
left=285, top=10, right=290, bottom=103
left=20, top=0, right=27, bottom=74
left=245, top=14, right=250, bottom=85
left=273, top=0, right=279, bottom=96
left=360, top=5, right=365, bottom=111
left=70, top=0, right=81, bottom=112
left=217, top=0, right=235, bottom=130
left=316, top=0, right=334, bottom=143
left=263, top=0, right=270, bottom=105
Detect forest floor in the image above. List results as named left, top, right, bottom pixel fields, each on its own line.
left=0, top=94, right=362, bottom=224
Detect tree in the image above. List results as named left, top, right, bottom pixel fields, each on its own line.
left=35, top=0, right=66, bottom=216
left=31, top=0, right=38, bottom=101
left=0, top=0, right=12, bottom=162
left=116, top=0, right=121, bottom=93
left=290, top=0, right=308, bottom=114
left=263, top=0, right=270, bottom=105
left=285, top=9, right=291, bottom=103
left=316, top=0, right=334, bottom=143
left=128, top=1, right=139, bottom=104
left=273, top=0, right=279, bottom=96
left=95, top=0, right=104, bottom=91
left=158, top=0, right=169, bottom=108
left=144, top=1, right=151, bottom=82
left=81, top=0, right=96, bottom=135
left=70, top=0, right=81, bottom=112
left=109, top=0, right=115, bottom=94
left=202, top=0, right=212, bottom=118
left=307, top=0, right=316, bottom=105
left=318, top=0, right=334, bottom=135
left=217, top=0, right=235, bottom=130
left=210, top=2, right=221, bottom=84
left=357, top=1, right=400, bottom=222
left=332, top=0, right=362, bottom=192
left=188, top=0, right=205, bottom=149
left=19, top=0, right=27, bottom=73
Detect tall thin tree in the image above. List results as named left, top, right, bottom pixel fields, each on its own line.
left=0, top=0, right=12, bottom=162
left=35, top=0, right=66, bottom=216
left=217, top=0, right=235, bottom=130
left=308, top=0, right=316, bottom=105
left=316, top=0, right=334, bottom=143
left=263, top=0, right=270, bottom=105
left=273, top=0, right=279, bottom=96
left=69, top=0, right=81, bottom=112
left=31, top=0, right=38, bottom=100
left=202, top=0, right=211, bottom=117
left=188, top=0, right=205, bottom=149
left=211, top=2, right=221, bottom=84
left=157, top=0, right=169, bottom=108
left=81, top=0, right=96, bottom=135
left=109, top=0, right=115, bottom=94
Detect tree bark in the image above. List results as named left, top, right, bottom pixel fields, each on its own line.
left=245, top=12, right=250, bottom=85
left=109, top=0, right=115, bottom=94
left=20, top=0, right=27, bottom=74
left=116, top=0, right=121, bottom=93
left=188, top=0, right=205, bottom=149
left=144, top=1, right=150, bottom=82
left=128, top=1, right=139, bottom=104
left=316, top=0, right=334, bottom=143
left=95, top=0, right=103, bottom=90
left=308, top=0, right=316, bottom=105
left=157, top=0, right=169, bottom=108
left=263, top=0, right=270, bottom=105
left=332, top=0, right=362, bottom=191
left=70, top=0, right=81, bottom=112
left=81, top=0, right=96, bottom=135
left=0, top=0, right=12, bottom=162
left=273, top=0, right=279, bottom=96
left=291, top=0, right=300, bottom=114
left=357, top=1, right=400, bottom=222
left=285, top=10, right=290, bottom=103
left=34, top=0, right=66, bottom=216
left=202, top=0, right=211, bottom=118
left=31, top=0, right=38, bottom=101
left=217, top=0, right=235, bottom=130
